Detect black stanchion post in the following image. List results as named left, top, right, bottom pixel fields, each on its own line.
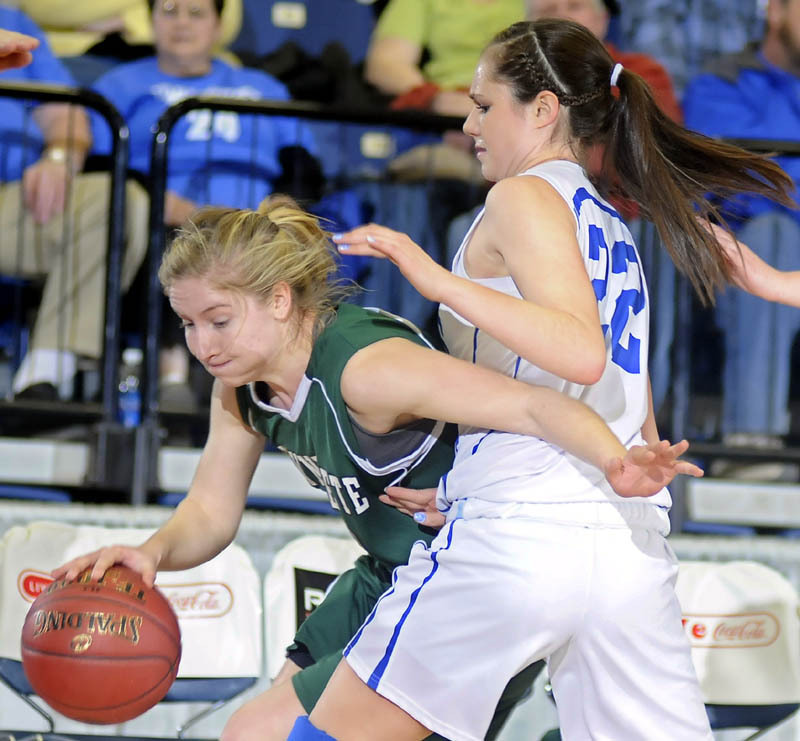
left=669, top=275, right=693, bottom=533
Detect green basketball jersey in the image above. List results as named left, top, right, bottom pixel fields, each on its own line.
left=236, top=303, right=457, bottom=572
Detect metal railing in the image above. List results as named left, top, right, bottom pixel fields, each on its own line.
left=0, top=81, right=130, bottom=489
left=89, top=93, right=800, bottom=518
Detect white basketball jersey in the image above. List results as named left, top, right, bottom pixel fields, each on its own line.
left=438, top=160, right=671, bottom=513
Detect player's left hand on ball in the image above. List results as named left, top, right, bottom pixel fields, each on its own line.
left=380, top=485, right=445, bottom=528
left=52, top=545, right=159, bottom=588
left=604, top=439, right=703, bottom=498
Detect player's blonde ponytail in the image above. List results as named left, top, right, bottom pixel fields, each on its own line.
left=159, top=195, right=353, bottom=335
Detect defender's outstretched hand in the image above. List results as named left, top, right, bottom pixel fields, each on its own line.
left=333, top=224, right=452, bottom=303
left=605, top=439, right=703, bottom=498
left=381, top=440, right=703, bottom=521
left=379, top=486, right=445, bottom=528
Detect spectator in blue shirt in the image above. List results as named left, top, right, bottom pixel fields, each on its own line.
left=88, top=0, right=326, bottom=408
left=90, top=0, right=317, bottom=227
left=683, top=0, right=800, bottom=474
left=0, top=6, right=148, bottom=401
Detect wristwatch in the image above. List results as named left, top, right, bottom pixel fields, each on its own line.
left=43, top=146, right=68, bottom=163
left=42, top=146, right=81, bottom=174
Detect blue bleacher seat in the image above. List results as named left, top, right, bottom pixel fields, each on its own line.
left=157, top=491, right=336, bottom=516
left=706, top=703, right=799, bottom=735
left=232, top=0, right=376, bottom=63
left=680, top=521, right=757, bottom=536
left=309, top=121, right=439, bottom=182
left=0, top=275, right=31, bottom=377
left=0, top=485, right=70, bottom=502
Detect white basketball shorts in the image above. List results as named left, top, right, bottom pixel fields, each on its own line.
left=344, top=506, right=713, bottom=741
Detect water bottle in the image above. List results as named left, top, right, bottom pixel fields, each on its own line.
left=118, top=347, right=143, bottom=428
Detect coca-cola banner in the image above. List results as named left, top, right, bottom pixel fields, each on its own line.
left=682, top=612, right=779, bottom=649
left=0, top=521, right=261, bottom=678
left=676, top=560, right=800, bottom=705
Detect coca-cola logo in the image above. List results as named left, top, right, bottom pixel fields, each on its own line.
left=18, top=570, right=54, bottom=602
left=158, top=582, right=234, bottom=619
left=682, top=612, right=780, bottom=648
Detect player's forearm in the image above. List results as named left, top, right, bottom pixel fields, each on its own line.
left=520, top=385, right=626, bottom=470
left=641, top=377, right=659, bottom=444
left=140, top=494, right=240, bottom=572
left=144, top=381, right=260, bottom=573
left=738, top=257, right=800, bottom=308
left=441, top=274, right=607, bottom=385
left=725, top=239, right=800, bottom=307
left=760, top=268, right=800, bottom=308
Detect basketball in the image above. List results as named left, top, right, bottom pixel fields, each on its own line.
left=20, top=565, right=181, bottom=724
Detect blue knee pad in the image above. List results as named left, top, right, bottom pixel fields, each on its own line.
left=288, top=715, right=338, bottom=740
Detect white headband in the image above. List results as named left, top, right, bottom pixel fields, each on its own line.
left=610, top=62, right=624, bottom=87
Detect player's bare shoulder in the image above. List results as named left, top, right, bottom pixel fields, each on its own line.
left=484, top=172, right=560, bottom=214
left=341, top=338, right=422, bottom=433
left=479, top=173, right=573, bottom=270
left=484, top=175, right=569, bottom=238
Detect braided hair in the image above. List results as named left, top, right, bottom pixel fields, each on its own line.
left=485, top=20, right=795, bottom=304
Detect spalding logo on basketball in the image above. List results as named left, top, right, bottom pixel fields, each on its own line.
left=20, top=565, right=182, bottom=724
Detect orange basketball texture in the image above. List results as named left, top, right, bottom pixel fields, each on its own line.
left=20, top=565, right=182, bottom=724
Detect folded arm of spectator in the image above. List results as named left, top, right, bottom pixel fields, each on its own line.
left=365, top=35, right=426, bottom=97
left=23, top=102, right=90, bottom=224
left=366, top=37, right=475, bottom=116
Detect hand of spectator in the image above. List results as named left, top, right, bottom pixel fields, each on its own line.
left=604, top=439, right=703, bottom=498
left=379, top=486, right=445, bottom=529
left=333, top=223, right=452, bottom=304
left=22, top=158, right=71, bottom=224
left=0, top=27, right=38, bottom=71
left=165, top=191, right=199, bottom=227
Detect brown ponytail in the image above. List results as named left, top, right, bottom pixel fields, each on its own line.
left=487, top=20, right=795, bottom=304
